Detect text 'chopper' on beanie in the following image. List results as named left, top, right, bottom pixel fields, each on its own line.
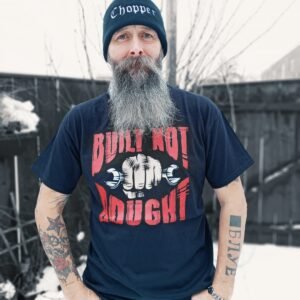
left=102, top=0, right=168, bottom=61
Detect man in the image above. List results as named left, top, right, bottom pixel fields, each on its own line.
left=32, top=0, right=254, bottom=299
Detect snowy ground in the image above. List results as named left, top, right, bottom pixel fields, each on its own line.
left=25, top=243, right=300, bottom=300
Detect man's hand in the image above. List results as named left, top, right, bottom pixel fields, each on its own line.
left=191, top=289, right=212, bottom=300
left=63, top=281, right=101, bottom=300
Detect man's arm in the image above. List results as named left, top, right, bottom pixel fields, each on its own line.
left=211, top=176, right=247, bottom=299
left=34, top=183, right=100, bottom=300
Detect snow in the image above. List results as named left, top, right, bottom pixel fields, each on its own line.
left=35, top=291, right=64, bottom=300
left=221, top=243, right=300, bottom=300
left=0, top=95, right=40, bottom=133
left=265, top=165, right=291, bottom=183
left=0, top=280, right=16, bottom=300
left=76, top=231, right=85, bottom=242
left=28, top=260, right=87, bottom=300
left=30, top=243, right=300, bottom=300
left=34, top=266, right=61, bottom=295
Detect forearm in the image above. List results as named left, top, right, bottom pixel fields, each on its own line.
left=34, top=193, right=82, bottom=293
left=212, top=198, right=247, bottom=299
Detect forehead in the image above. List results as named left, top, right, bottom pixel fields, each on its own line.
left=113, top=25, right=156, bottom=35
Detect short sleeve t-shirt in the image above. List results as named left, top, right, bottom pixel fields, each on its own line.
left=31, top=86, right=254, bottom=300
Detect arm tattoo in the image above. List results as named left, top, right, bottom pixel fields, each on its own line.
left=225, top=215, right=242, bottom=276
left=38, top=215, right=80, bottom=286
left=47, top=216, right=65, bottom=235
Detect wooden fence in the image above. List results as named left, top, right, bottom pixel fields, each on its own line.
left=0, top=74, right=300, bottom=274
left=199, top=80, right=300, bottom=246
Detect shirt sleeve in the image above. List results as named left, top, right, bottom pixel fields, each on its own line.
left=31, top=109, right=82, bottom=194
left=205, top=106, right=254, bottom=189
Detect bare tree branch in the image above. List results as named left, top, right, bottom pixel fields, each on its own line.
left=198, top=0, right=297, bottom=86
left=78, top=0, right=94, bottom=80
left=191, top=0, right=267, bottom=83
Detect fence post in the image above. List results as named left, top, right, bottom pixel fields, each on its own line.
left=9, top=192, right=28, bottom=256
left=258, top=136, right=265, bottom=243
left=13, top=155, right=21, bottom=263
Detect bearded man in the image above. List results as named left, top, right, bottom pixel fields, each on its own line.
left=32, top=1, right=254, bottom=300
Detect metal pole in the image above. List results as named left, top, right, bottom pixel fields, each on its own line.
left=14, top=155, right=21, bottom=263
left=166, top=0, right=177, bottom=86
left=257, top=137, right=265, bottom=243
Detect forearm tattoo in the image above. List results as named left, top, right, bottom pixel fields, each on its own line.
left=37, top=193, right=80, bottom=286
left=225, top=215, right=242, bottom=276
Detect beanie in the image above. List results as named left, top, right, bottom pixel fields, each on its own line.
left=103, top=0, right=167, bottom=61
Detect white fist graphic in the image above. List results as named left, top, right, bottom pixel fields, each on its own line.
left=122, top=154, right=162, bottom=199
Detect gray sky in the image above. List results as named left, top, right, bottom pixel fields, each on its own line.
left=0, top=0, right=299, bottom=81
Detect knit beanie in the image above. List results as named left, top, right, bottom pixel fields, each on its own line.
left=103, top=0, right=167, bottom=61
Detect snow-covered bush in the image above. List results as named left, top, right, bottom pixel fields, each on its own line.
left=0, top=95, right=40, bottom=133
left=0, top=280, right=16, bottom=300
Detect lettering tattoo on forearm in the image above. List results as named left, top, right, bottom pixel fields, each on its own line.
left=225, top=215, right=242, bottom=276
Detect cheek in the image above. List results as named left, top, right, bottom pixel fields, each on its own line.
left=108, top=44, right=128, bottom=62
left=147, top=43, right=162, bottom=59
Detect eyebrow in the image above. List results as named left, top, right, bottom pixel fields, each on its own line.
left=113, top=26, right=156, bottom=35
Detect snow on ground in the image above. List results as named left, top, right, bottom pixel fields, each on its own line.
left=31, top=243, right=300, bottom=300
left=221, top=243, right=300, bottom=300
left=0, top=95, right=40, bottom=133
left=29, top=256, right=87, bottom=300
left=76, top=231, right=85, bottom=242
left=0, top=280, right=16, bottom=299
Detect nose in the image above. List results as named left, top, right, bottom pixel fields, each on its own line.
left=129, top=37, right=144, bottom=57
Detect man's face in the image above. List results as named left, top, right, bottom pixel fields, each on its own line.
left=108, top=25, right=162, bottom=64
left=106, top=24, right=176, bottom=134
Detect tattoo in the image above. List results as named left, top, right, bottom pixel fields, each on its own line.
left=47, top=216, right=65, bottom=235
left=38, top=216, right=80, bottom=285
left=230, top=215, right=241, bottom=227
left=225, top=215, right=242, bottom=277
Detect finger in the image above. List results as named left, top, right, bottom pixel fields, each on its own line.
left=123, top=190, right=136, bottom=199
left=152, top=158, right=162, bottom=186
left=122, top=157, right=136, bottom=190
left=145, top=165, right=153, bottom=189
left=145, top=156, right=158, bottom=189
left=134, top=154, right=146, bottom=190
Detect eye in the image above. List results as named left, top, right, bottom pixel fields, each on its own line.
left=116, top=33, right=128, bottom=41
left=142, top=32, right=155, bottom=40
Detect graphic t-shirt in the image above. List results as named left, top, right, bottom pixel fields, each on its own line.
left=31, top=86, right=254, bottom=300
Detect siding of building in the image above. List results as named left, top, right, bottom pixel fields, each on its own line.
left=262, top=45, right=300, bottom=80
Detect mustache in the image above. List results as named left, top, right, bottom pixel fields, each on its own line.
left=110, top=55, right=162, bottom=80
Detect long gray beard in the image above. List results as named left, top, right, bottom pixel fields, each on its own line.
left=108, top=54, right=177, bottom=133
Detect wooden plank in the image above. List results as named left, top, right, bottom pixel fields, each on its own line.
left=219, top=103, right=300, bottom=112
left=247, top=156, right=300, bottom=202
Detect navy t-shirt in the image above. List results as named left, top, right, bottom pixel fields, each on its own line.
left=31, top=86, right=254, bottom=300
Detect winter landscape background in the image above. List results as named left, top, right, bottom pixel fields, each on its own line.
left=0, top=0, right=300, bottom=299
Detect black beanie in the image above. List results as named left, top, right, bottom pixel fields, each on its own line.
left=103, top=0, right=167, bottom=61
